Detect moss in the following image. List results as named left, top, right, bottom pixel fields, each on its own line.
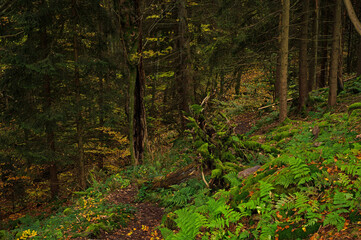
left=261, top=144, right=280, bottom=154
left=242, top=141, right=262, bottom=150
left=211, top=168, right=222, bottom=179
left=249, top=135, right=263, bottom=141
left=318, top=121, right=330, bottom=128
left=223, top=162, right=242, bottom=172
left=348, top=102, right=361, bottom=115
left=272, top=129, right=298, bottom=141
left=274, top=125, right=292, bottom=133
left=63, top=208, right=73, bottom=216
left=348, top=109, right=361, bottom=123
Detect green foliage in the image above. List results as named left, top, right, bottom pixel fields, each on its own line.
left=158, top=98, right=361, bottom=239
left=348, top=102, right=361, bottom=115
left=186, top=104, right=279, bottom=185
left=5, top=174, right=134, bottom=239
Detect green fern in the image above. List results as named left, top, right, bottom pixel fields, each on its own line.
left=259, top=181, right=275, bottom=199
left=223, top=172, right=242, bottom=187
left=323, top=212, right=345, bottom=231
left=168, top=208, right=204, bottom=240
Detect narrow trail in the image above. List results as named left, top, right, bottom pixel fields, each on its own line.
left=99, top=185, right=164, bottom=240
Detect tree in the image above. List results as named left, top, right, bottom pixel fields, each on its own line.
left=343, top=0, right=361, bottom=35
left=309, top=0, right=320, bottom=92
left=328, top=0, right=342, bottom=107
left=279, top=0, right=290, bottom=121
left=175, top=0, right=192, bottom=131
left=298, top=0, right=310, bottom=111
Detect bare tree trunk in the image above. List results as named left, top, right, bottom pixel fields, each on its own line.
left=275, top=14, right=282, bottom=101
left=319, top=3, right=330, bottom=88
left=235, top=70, right=242, bottom=95
left=73, top=0, right=86, bottom=189
left=98, top=75, right=104, bottom=169
left=298, top=0, right=310, bottom=111
left=40, top=11, right=58, bottom=198
left=328, top=0, right=342, bottom=107
left=279, top=0, right=290, bottom=122
left=309, top=0, right=320, bottom=91
left=132, top=0, right=147, bottom=165
left=177, top=0, right=192, bottom=131
left=358, top=38, right=361, bottom=75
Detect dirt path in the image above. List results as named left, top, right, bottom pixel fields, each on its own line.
left=99, top=185, right=164, bottom=240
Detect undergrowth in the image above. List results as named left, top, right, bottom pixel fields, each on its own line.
left=1, top=173, right=134, bottom=239
left=156, top=85, right=361, bottom=239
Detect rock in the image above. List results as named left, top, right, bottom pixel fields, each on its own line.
left=237, top=165, right=261, bottom=179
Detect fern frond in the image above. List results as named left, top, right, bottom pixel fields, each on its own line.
left=323, top=212, right=345, bottom=231
left=259, top=181, right=275, bottom=199
left=224, top=171, right=242, bottom=187
left=173, top=208, right=203, bottom=239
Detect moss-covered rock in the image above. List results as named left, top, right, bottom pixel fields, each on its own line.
left=348, top=102, right=361, bottom=116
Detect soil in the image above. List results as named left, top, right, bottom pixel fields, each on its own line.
left=97, top=185, right=165, bottom=240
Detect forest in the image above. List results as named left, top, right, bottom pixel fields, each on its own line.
left=1, top=0, right=361, bottom=239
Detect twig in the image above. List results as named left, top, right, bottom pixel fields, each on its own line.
left=0, top=31, right=24, bottom=38
left=201, top=170, right=209, bottom=188
left=258, top=98, right=293, bottom=110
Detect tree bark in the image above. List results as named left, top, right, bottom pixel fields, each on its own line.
left=132, top=0, right=147, bottom=165
left=279, top=0, right=290, bottom=122
left=357, top=38, right=361, bottom=75
left=298, top=0, right=310, bottom=112
left=328, top=0, right=342, bottom=107
left=40, top=10, right=59, bottom=198
left=343, top=0, right=361, bottom=36
left=319, top=3, right=330, bottom=88
left=177, top=0, right=192, bottom=131
left=309, top=0, right=320, bottom=91
left=274, top=14, right=282, bottom=101
left=73, top=0, right=86, bottom=189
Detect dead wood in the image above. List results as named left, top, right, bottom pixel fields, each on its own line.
left=150, top=162, right=199, bottom=189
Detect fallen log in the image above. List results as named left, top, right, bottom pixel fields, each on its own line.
left=150, top=162, right=199, bottom=189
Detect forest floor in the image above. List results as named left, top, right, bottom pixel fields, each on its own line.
left=96, top=185, right=164, bottom=240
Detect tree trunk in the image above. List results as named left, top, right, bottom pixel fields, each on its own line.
left=298, top=0, right=310, bottom=112
left=40, top=15, right=58, bottom=198
left=309, top=0, right=320, bottom=92
left=130, top=0, right=147, bottom=166
left=358, top=38, right=361, bottom=75
left=235, top=70, right=242, bottom=95
left=177, top=0, right=191, bottom=131
left=128, top=65, right=137, bottom=165
left=328, top=0, right=342, bottom=107
left=98, top=75, right=104, bottom=169
left=279, top=0, right=290, bottom=122
left=343, top=0, right=361, bottom=35
left=274, top=14, right=282, bottom=101
left=319, top=3, right=330, bottom=88
left=73, top=0, right=86, bottom=189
